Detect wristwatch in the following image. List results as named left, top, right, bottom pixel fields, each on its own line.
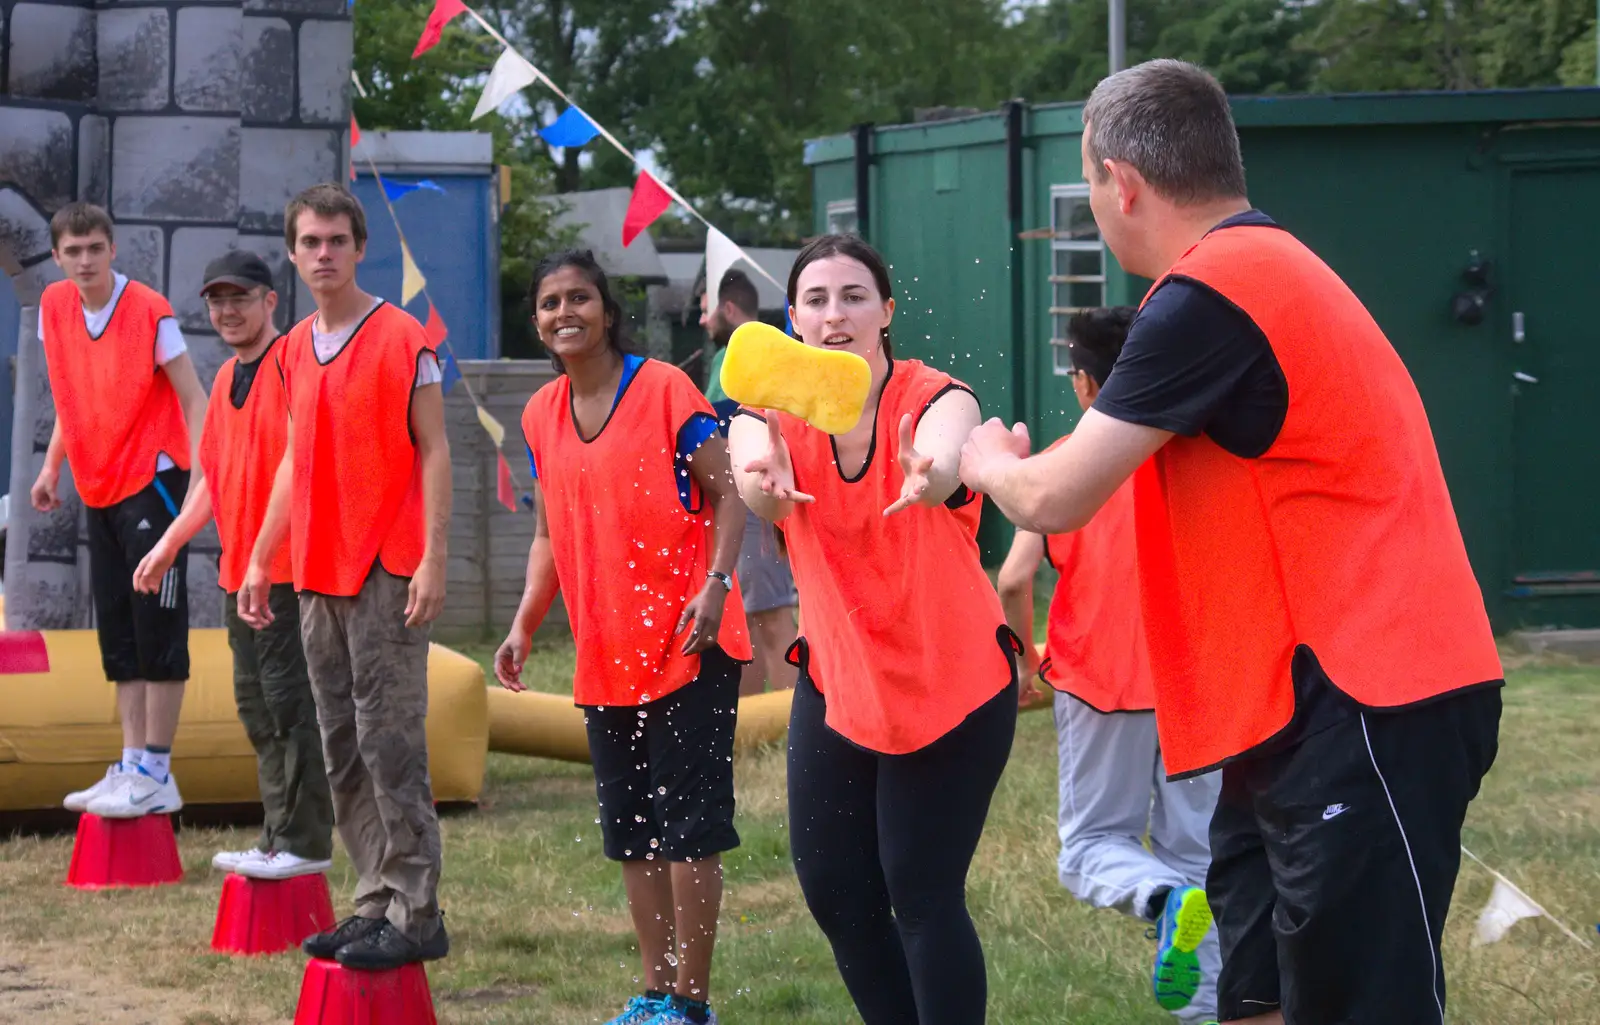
left=706, top=570, right=733, bottom=591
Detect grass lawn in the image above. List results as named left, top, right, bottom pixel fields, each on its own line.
left=1, top=640, right=1596, bottom=1024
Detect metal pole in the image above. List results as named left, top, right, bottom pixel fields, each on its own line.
left=852, top=122, right=873, bottom=243
left=1005, top=100, right=1028, bottom=429
left=1109, top=0, right=1126, bottom=74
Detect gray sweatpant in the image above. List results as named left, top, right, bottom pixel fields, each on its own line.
left=1054, top=692, right=1221, bottom=1023
left=301, top=566, right=442, bottom=942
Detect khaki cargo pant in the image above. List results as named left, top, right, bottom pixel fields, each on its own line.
left=301, top=566, right=442, bottom=942
left=226, top=583, right=334, bottom=861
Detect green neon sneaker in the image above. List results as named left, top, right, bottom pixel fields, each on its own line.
left=1152, top=885, right=1214, bottom=1010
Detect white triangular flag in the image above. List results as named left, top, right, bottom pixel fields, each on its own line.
left=704, top=227, right=745, bottom=313
left=401, top=242, right=426, bottom=305
left=1472, top=876, right=1545, bottom=946
left=476, top=404, right=506, bottom=448
left=472, top=48, right=539, bottom=121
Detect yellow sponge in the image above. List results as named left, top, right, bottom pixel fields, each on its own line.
left=719, top=321, right=871, bottom=435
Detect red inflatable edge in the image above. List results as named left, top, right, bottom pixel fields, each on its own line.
left=0, top=631, right=49, bottom=674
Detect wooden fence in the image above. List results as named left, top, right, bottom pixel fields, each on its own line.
left=438, top=359, right=566, bottom=643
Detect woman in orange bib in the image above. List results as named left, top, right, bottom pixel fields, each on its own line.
left=495, top=250, right=751, bottom=1025
left=728, top=235, right=1020, bottom=1025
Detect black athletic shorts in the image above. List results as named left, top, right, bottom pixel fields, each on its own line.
left=86, top=468, right=191, bottom=683
left=1209, top=685, right=1502, bottom=1024
left=583, top=646, right=741, bottom=862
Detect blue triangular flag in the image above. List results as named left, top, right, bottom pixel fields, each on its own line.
left=784, top=307, right=794, bottom=336
left=382, top=178, right=446, bottom=202
left=440, top=348, right=462, bottom=394
left=539, top=106, right=600, bottom=149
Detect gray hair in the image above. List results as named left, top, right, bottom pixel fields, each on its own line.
left=1082, top=59, right=1247, bottom=206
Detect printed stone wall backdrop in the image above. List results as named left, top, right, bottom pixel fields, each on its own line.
left=0, top=0, right=352, bottom=630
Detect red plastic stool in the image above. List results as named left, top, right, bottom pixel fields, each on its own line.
left=293, top=958, right=438, bottom=1025
left=65, top=813, right=184, bottom=889
left=211, top=872, right=337, bottom=956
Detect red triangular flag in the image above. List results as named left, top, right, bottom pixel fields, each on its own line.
left=424, top=302, right=448, bottom=347
left=622, top=171, right=672, bottom=247
left=413, top=0, right=467, bottom=58
left=350, top=114, right=361, bottom=147
left=496, top=452, right=516, bottom=511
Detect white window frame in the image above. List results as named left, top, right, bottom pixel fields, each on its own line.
left=826, top=199, right=858, bottom=235
left=1048, top=183, right=1107, bottom=376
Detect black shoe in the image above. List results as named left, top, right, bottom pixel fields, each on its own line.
left=303, top=914, right=386, bottom=960
left=334, top=919, right=450, bottom=972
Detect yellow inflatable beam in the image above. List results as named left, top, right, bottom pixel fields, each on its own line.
left=0, top=630, right=488, bottom=812
left=485, top=686, right=794, bottom=764
left=719, top=321, right=871, bottom=436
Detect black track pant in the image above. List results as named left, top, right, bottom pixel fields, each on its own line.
left=787, top=672, right=1018, bottom=1025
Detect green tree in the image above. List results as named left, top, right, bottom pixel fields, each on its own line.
left=642, top=0, right=1022, bottom=240
left=1301, top=0, right=1596, bottom=92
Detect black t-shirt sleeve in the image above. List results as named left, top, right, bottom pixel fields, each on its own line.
left=1091, top=278, right=1286, bottom=456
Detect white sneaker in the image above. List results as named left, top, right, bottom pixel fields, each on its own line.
left=213, top=847, right=269, bottom=873
left=85, top=768, right=183, bottom=818
left=64, top=764, right=125, bottom=812
left=236, top=850, right=333, bottom=880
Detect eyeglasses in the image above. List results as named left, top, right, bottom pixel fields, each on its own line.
left=204, top=293, right=264, bottom=312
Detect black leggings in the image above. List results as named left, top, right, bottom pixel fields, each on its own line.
left=787, top=671, right=1018, bottom=1025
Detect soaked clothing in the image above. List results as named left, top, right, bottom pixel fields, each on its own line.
left=788, top=665, right=1018, bottom=1025
left=300, top=566, right=441, bottom=941
left=226, top=584, right=333, bottom=861
left=584, top=646, right=741, bottom=862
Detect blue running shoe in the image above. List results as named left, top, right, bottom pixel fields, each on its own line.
left=1152, top=885, right=1213, bottom=1010
left=606, top=994, right=669, bottom=1025
left=646, top=1006, right=718, bottom=1025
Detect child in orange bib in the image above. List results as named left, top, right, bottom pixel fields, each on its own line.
left=997, top=308, right=1219, bottom=1022
left=495, top=251, right=751, bottom=1025
left=729, top=235, right=1019, bottom=1025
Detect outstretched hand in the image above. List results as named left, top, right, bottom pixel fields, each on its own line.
left=958, top=418, right=1032, bottom=493
left=742, top=411, right=814, bottom=505
left=883, top=413, right=934, bottom=516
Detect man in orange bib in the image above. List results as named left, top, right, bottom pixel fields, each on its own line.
left=241, top=184, right=453, bottom=972
left=960, top=60, right=1502, bottom=1025
left=135, top=250, right=335, bottom=882
left=34, top=202, right=209, bottom=821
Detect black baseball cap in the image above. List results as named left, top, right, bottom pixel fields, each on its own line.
left=200, top=250, right=276, bottom=295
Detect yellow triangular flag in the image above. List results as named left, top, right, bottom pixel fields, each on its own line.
left=476, top=404, right=506, bottom=448
left=401, top=242, right=426, bottom=305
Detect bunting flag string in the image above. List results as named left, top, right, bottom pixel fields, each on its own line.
left=400, top=241, right=427, bottom=304
left=416, top=1, right=788, bottom=298
left=1461, top=845, right=1591, bottom=948
left=472, top=47, right=539, bottom=121
left=496, top=452, right=517, bottom=511
left=413, top=0, right=467, bottom=58
left=382, top=178, right=446, bottom=202
left=349, top=112, right=533, bottom=505
left=538, top=105, right=600, bottom=148
left=623, top=171, right=672, bottom=248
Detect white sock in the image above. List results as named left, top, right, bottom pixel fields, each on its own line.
left=140, top=747, right=172, bottom=783
left=122, top=748, right=142, bottom=773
